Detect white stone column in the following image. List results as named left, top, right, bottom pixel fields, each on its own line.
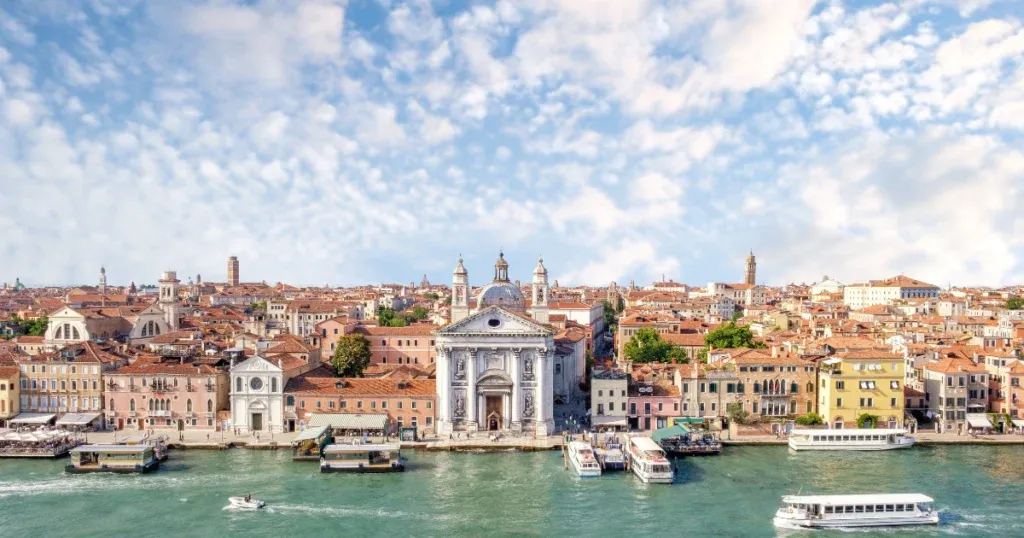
left=536, top=348, right=550, bottom=436
left=510, top=349, right=522, bottom=431
left=437, top=347, right=452, bottom=435
left=467, top=347, right=478, bottom=431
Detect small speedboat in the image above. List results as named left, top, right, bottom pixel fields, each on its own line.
left=228, top=496, right=266, bottom=509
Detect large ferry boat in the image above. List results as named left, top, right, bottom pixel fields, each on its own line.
left=788, top=428, right=915, bottom=451
left=319, top=443, right=405, bottom=473
left=627, top=437, right=674, bottom=484
left=567, top=441, right=602, bottom=477
left=773, top=493, right=939, bottom=529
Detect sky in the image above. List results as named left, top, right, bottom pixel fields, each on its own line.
left=1, top=0, right=1023, bottom=289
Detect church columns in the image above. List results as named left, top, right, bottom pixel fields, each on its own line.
left=466, top=347, right=479, bottom=431
left=535, top=347, right=553, bottom=436
left=437, top=347, right=452, bottom=434
left=510, top=349, right=522, bottom=431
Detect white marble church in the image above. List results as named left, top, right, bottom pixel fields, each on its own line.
left=435, top=253, right=556, bottom=436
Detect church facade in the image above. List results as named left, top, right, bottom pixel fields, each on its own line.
left=435, top=253, right=555, bottom=436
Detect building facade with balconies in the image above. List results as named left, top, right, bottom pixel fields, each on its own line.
left=922, top=357, right=988, bottom=433
left=15, top=342, right=127, bottom=427
left=104, top=356, right=228, bottom=431
left=818, top=350, right=906, bottom=430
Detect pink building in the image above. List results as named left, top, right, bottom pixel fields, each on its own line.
left=104, top=356, right=229, bottom=431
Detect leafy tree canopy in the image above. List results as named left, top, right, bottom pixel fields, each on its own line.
left=624, top=328, right=689, bottom=364
left=1007, top=297, right=1024, bottom=310
left=332, top=334, right=371, bottom=377
left=10, top=315, right=47, bottom=336
left=795, top=413, right=824, bottom=426
left=704, top=321, right=766, bottom=350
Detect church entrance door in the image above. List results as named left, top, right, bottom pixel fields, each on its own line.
left=486, top=396, right=503, bottom=430
left=251, top=413, right=263, bottom=431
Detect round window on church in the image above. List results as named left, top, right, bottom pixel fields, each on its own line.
left=487, top=318, right=501, bottom=328
left=250, top=378, right=264, bottom=391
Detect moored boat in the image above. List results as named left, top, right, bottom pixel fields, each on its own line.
left=567, top=441, right=602, bottom=477
left=788, top=428, right=915, bottom=451
left=773, top=493, right=939, bottom=529
left=627, top=436, right=673, bottom=484
left=595, top=442, right=625, bottom=471
left=319, top=443, right=405, bottom=473
left=65, top=444, right=161, bottom=474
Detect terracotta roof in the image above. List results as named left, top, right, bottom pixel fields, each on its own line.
left=109, top=357, right=220, bottom=376
left=924, top=357, right=986, bottom=374
left=284, top=374, right=436, bottom=396
left=662, top=333, right=705, bottom=347
left=0, top=365, right=19, bottom=379
left=14, top=335, right=44, bottom=344
left=355, top=325, right=439, bottom=336
left=834, top=350, right=903, bottom=360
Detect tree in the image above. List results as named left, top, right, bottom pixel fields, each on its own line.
left=623, top=328, right=687, bottom=363
left=703, top=321, right=766, bottom=350
left=411, top=306, right=429, bottom=321
left=332, top=334, right=371, bottom=377
left=616, top=295, right=625, bottom=313
left=378, top=308, right=397, bottom=326
left=444, top=296, right=452, bottom=306
left=795, top=412, right=824, bottom=426
left=726, top=402, right=749, bottom=425
left=601, top=300, right=616, bottom=327
left=424, top=292, right=440, bottom=301
left=856, top=413, right=879, bottom=429
left=11, top=315, right=47, bottom=337
left=250, top=301, right=267, bottom=312
left=1007, top=297, right=1024, bottom=310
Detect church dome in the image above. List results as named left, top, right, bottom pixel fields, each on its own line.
left=478, top=282, right=525, bottom=310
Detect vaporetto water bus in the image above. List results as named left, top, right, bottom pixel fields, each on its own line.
left=567, top=441, right=602, bottom=477
left=66, top=444, right=161, bottom=474
left=788, top=428, right=915, bottom=451
left=773, top=493, right=939, bottom=530
left=627, top=436, right=674, bottom=484
left=319, top=443, right=406, bottom=473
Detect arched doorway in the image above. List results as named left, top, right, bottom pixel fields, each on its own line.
left=177, top=419, right=185, bottom=431
left=487, top=411, right=501, bottom=431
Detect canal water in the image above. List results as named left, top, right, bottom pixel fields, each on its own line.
left=1, top=445, right=1022, bottom=537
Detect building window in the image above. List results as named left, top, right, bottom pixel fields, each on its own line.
left=836, top=398, right=843, bottom=408
left=236, top=377, right=242, bottom=392
left=836, top=380, right=845, bottom=390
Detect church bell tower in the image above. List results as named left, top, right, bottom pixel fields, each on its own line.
left=531, top=256, right=549, bottom=324
left=451, top=256, right=470, bottom=323
left=745, top=251, right=757, bottom=286
left=159, top=270, right=181, bottom=331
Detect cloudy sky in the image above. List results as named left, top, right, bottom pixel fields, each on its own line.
left=1, top=0, right=1022, bottom=288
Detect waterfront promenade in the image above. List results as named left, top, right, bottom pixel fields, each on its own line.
left=71, top=427, right=1024, bottom=452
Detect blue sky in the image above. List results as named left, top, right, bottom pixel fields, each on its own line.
left=1, top=0, right=1022, bottom=288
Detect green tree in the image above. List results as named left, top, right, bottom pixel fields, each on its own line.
left=795, top=412, right=824, bottom=426
left=1007, top=297, right=1024, bottom=310
left=12, top=315, right=47, bottom=336
left=601, top=300, right=616, bottom=327
left=411, top=306, right=429, bottom=320
left=856, top=413, right=879, bottom=429
left=623, top=328, right=688, bottom=363
left=332, top=334, right=371, bottom=377
left=445, top=296, right=452, bottom=306
left=250, top=300, right=267, bottom=311
left=703, top=321, right=766, bottom=350
left=378, top=308, right=396, bottom=326
left=726, top=402, right=750, bottom=425
left=424, top=292, right=440, bottom=301
left=616, top=295, right=625, bottom=313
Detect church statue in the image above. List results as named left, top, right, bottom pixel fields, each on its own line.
left=523, top=354, right=534, bottom=380
left=454, top=353, right=466, bottom=380
left=523, top=391, right=535, bottom=418
left=454, top=392, right=465, bottom=418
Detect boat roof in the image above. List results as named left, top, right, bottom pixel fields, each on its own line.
left=629, top=436, right=664, bottom=452
left=323, top=443, right=400, bottom=453
left=71, top=444, right=152, bottom=453
left=568, top=441, right=592, bottom=449
left=782, top=494, right=934, bottom=505
left=790, top=428, right=907, bottom=435
left=291, top=425, right=330, bottom=444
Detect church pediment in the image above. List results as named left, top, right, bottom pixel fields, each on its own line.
left=477, top=369, right=513, bottom=387
left=232, top=355, right=282, bottom=373
left=438, top=306, right=553, bottom=336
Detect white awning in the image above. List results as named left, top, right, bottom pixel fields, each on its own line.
left=967, top=416, right=994, bottom=429
left=591, top=416, right=628, bottom=427
left=8, top=413, right=57, bottom=425
left=56, top=413, right=102, bottom=426
left=306, top=413, right=388, bottom=431
left=1012, top=419, right=1024, bottom=428
left=291, top=425, right=330, bottom=444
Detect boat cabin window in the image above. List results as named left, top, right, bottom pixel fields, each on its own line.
left=885, top=505, right=894, bottom=512
left=855, top=505, right=864, bottom=513
left=865, top=505, right=874, bottom=513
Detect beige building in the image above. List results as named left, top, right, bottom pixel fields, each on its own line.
left=0, top=365, right=20, bottom=425
left=843, top=275, right=940, bottom=309
left=16, top=342, right=128, bottom=426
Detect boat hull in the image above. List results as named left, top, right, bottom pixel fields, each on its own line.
left=788, top=440, right=914, bottom=451
left=320, top=464, right=406, bottom=474
left=65, top=460, right=161, bottom=474
left=773, top=514, right=939, bottom=529
left=228, top=497, right=266, bottom=509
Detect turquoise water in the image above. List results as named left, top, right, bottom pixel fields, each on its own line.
left=1, top=446, right=1022, bottom=537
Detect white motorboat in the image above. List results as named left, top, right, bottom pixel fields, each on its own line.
left=773, top=493, right=939, bottom=530
left=567, top=441, right=602, bottom=477
left=228, top=496, right=266, bottom=510
left=627, top=436, right=674, bottom=484
left=788, top=428, right=915, bottom=451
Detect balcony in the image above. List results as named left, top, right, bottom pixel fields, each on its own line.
left=151, top=410, right=169, bottom=417
left=185, top=385, right=197, bottom=392
left=129, top=411, right=137, bottom=417
left=128, top=386, right=139, bottom=392
left=204, top=384, right=216, bottom=392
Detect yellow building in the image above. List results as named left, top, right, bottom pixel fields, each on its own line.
left=0, top=365, right=20, bottom=425
left=818, top=351, right=905, bottom=429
